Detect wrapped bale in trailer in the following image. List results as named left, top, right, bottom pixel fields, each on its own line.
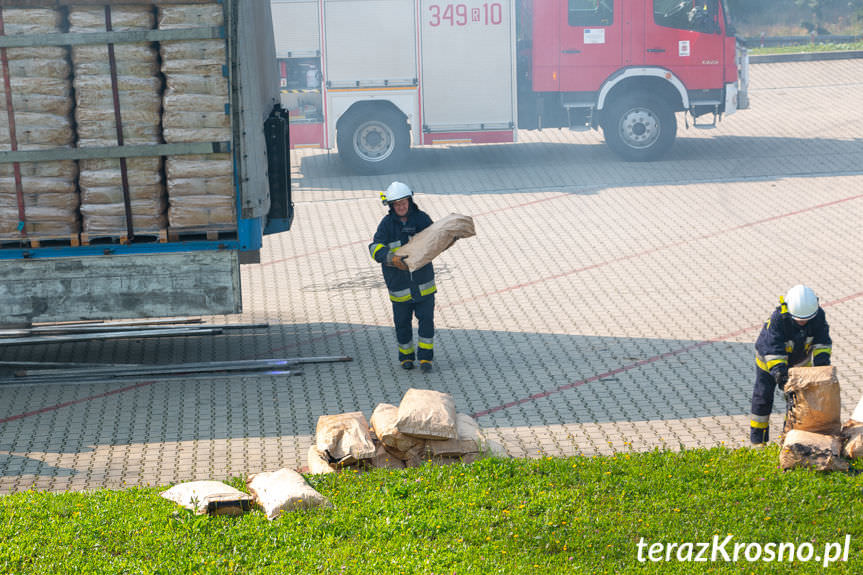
left=0, top=0, right=293, bottom=326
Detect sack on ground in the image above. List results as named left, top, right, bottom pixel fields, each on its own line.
left=372, top=443, right=407, bottom=470
left=841, top=421, right=863, bottom=459
left=315, top=411, right=376, bottom=466
left=371, top=403, right=426, bottom=452
left=851, top=392, right=863, bottom=422
left=429, top=413, right=484, bottom=457
left=783, top=366, right=841, bottom=435
left=307, top=445, right=337, bottom=475
left=247, top=468, right=331, bottom=520
left=779, top=429, right=848, bottom=471
left=383, top=441, right=429, bottom=467
left=396, top=213, right=475, bottom=272
left=396, top=388, right=457, bottom=440
left=161, top=480, right=251, bottom=516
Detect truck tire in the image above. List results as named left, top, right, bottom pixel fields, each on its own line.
left=337, top=108, right=410, bottom=174
left=602, top=95, right=676, bottom=161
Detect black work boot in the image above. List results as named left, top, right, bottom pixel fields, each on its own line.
left=419, top=361, right=433, bottom=373
left=401, top=360, right=414, bottom=370
left=750, top=425, right=769, bottom=446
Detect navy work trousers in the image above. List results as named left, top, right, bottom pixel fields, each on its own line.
left=392, top=295, right=434, bottom=363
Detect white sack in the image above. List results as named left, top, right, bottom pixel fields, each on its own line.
left=160, top=480, right=251, bottom=516
left=246, top=468, right=331, bottom=520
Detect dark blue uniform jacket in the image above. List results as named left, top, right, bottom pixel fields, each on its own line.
left=754, top=306, right=831, bottom=372
left=368, top=204, right=436, bottom=303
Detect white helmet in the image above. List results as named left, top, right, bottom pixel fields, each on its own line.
left=383, top=181, right=413, bottom=204
left=785, top=285, right=819, bottom=320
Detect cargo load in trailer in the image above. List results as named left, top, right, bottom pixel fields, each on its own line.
left=0, top=0, right=293, bottom=325
left=272, top=0, right=750, bottom=173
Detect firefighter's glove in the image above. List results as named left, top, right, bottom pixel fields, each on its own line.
left=386, top=251, right=409, bottom=271
left=770, top=364, right=789, bottom=390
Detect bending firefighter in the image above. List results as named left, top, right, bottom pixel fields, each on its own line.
left=750, top=285, right=832, bottom=444
left=368, top=182, right=436, bottom=373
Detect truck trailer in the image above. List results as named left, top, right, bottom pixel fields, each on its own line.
left=0, top=0, right=292, bottom=326
left=273, top=0, right=750, bottom=173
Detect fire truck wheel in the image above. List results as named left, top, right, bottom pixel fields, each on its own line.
left=337, top=108, right=410, bottom=174
left=602, top=95, right=676, bottom=161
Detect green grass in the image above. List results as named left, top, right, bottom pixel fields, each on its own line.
left=749, top=41, right=863, bottom=55
left=2, top=445, right=863, bottom=574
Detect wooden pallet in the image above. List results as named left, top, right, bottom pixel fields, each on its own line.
left=79, top=230, right=168, bottom=246
left=0, top=234, right=80, bottom=249
left=166, top=226, right=236, bottom=243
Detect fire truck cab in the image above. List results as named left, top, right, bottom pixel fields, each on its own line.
left=273, top=0, right=749, bottom=173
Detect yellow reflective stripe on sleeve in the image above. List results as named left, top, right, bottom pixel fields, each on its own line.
left=750, top=420, right=770, bottom=429
left=371, top=244, right=385, bottom=259
left=766, top=358, right=787, bottom=370
left=756, top=354, right=787, bottom=372
left=813, top=347, right=832, bottom=357
left=388, top=241, right=402, bottom=249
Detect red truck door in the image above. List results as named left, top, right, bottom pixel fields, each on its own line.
left=642, top=0, right=724, bottom=90
left=557, top=0, right=624, bottom=92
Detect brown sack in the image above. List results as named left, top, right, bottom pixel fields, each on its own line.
left=783, top=366, right=841, bottom=435
left=841, top=420, right=863, bottom=459
left=396, top=213, right=475, bottom=272
left=779, top=429, right=848, bottom=471
left=315, top=412, right=377, bottom=465
left=383, top=441, right=429, bottom=467
left=370, top=403, right=426, bottom=453
left=429, top=413, right=484, bottom=457
left=372, top=443, right=407, bottom=470
left=396, top=388, right=458, bottom=440
left=306, top=446, right=337, bottom=475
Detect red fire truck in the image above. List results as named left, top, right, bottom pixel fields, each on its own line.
left=272, top=0, right=749, bottom=173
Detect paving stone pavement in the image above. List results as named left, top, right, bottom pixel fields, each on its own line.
left=2, top=59, right=863, bottom=493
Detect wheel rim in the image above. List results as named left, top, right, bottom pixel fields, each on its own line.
left=617, top=106, right=661, bottom=150
left=352, top=120, right=396, bottom=163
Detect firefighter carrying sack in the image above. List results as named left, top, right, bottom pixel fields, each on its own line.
left=396, top=213, right=475, bottom=272
left=779, top=429, right=848, bottom=471
left=783, top=366, right=841, bottom=435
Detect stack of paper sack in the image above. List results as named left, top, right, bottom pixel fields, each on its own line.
left=69, top=5, right=166, bottom=235
left=158, top=3, right=235, bottom=230
left=0, top=8, right=78, bottom=239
